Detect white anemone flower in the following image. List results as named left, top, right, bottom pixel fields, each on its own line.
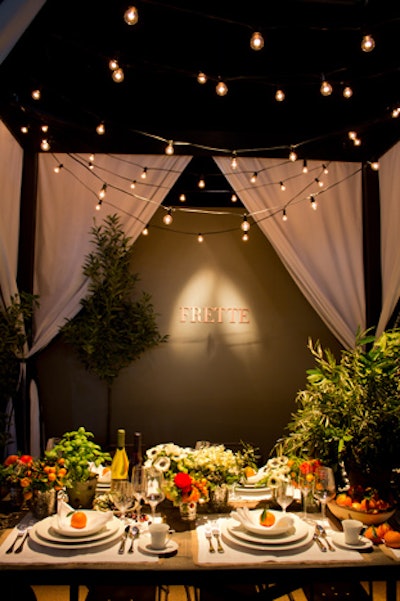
left=154, top=456, right=171, bottom=472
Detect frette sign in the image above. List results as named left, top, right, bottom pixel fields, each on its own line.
left=179, top=306, right=250, bottom=324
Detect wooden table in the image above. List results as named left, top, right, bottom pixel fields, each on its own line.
left=0, top=506, right=399, bottom=601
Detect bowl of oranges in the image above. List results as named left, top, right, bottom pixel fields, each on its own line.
left=328, top=485, right=396, bottom=526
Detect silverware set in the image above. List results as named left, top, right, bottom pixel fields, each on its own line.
left=205, top=522, right=224, bottom=554
left=118, top=524, right=140, bottom=554
left=5, top=524, right=32, bottom=554
left=313, top=524, right=335, bottom=552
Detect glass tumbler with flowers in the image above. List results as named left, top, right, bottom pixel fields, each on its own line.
left=164, top=471, right=209, bottom=520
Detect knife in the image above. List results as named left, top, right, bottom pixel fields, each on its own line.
left=313, top=533, right=327, bottom=552
left=118, top=525, right=130, bottom=554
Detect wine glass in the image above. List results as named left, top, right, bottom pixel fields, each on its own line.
left=276, top=480, right=295, bottom=512
left=131, top=465, right=146, bottom=522
left=143, top=467, right=165, bottom=519
left=110, top=480, right=135, bottom=523
left=298, top=472, right=313, bottom=520
left=314, top=466, right=336, bottom=524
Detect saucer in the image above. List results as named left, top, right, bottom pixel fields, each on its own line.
left=138, top=536, right=178, bottom=556
left=330, top=531, right=373, bottom=551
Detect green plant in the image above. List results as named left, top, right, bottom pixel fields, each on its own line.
left=275, top=328, right=400, bottom=485
left=0, top=292, right=39, bottom=459
left=59, top=214, right=168, bottom=444
left=45, top=427, right=111, bottom=487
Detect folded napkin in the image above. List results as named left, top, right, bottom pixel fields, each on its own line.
left=55, top=500, right=113, bottom=536
left=245, top=465, right=270, bottom=485
left=88, top=462, right=111, bottom=484
left=232, top=507, right=294, bottom=536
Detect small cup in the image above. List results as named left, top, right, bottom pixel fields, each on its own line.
left=342, top=519, right=363, bottom=545
left=148, top=522, right=171, bottom=549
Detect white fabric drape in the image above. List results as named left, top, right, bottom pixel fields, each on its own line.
left=30, top=153, right=192, bottom=356
left=214, top=157, right=364, bottom=348
left=0, top=120, right=24, bottom=454
left=377, top=142, right=400, bottom=335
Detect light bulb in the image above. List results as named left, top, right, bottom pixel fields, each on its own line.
left=348, top=131, right=357, bottom=140
left=163, top=210, right=173, bottom=225
left=289, top=150, right=297, bottom=162
left=315, top=178, right=324, bottom=188
left=98, top=184, right=107, bottom=199
left=343, top=86, right=353, bottom=99
left=32, top=89, right=41, bottom=100
left=280, top=181, right=286, bottom=191
left=198, top=177, right=205, bottom=189
left=216, top=81, right=228, bottom=96
left=275, top=89, right=285, bottom=102
left=241, top=216, right=250, bottom=232
left=250, top=172, right=258, bottom=184
left=109, top=59, right=119, bottom=71
left=89, top=154, right=95, bottom=162
left=361, top=34, right=375, bottom=52
left=197, top=234, right=204, bottom=243
left=141, top=167, right=147, bottom=179
left=354, top=138, right=361, bottom=146
left=112, top=68, right=124, bottom=82
left=130, top=180, right=136, bottom=189
left=124, top=6, right=138, bottom=25
left=231, top=193, right=237, bottom=203
left=89, top=161, right=94, bottom=170
left=320, top=79, right=332, bottom=96
left=310, top=196, right=318, bottom=210
left=41, top=124, right=48, bottom=132
left=142, top=226, right=149, bottom=236
left=96, top=123, right=105, bottom=135
left=242, top=232, right=249, bottom=242
left=179, top=193, right=186, bottom=202
left=282, top=209, right=288, bottom=222
left=250, top=32, right=264, bottom=51
left=53, top=164, right=63, bottom=174
left=20, top=126, right=28, bottom=134
left=231, top=155, right=238, bottom=169
left=197, top=71, right=207, bottom=84
left=40, top=139, right=50, bottom=151
left=302, top=160, right=308, bottom=174
left=370, top=161, right=380, bottom=171
left=391, top=107, right=400, bottom=118
left=322, top=164, right=329, bottom=174
left=96, top=199, right=102, bottom=211
left=165, top=141, right=174, bottom=155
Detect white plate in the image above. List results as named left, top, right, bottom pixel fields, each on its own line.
left=330, top=531, right=373, bottom=551
left=138, top=535, right=178, bottom=556
left=50, top=510, right=114, bottom=537
left=221, top=521, right=314, bottom=552
left=235, top=485, right=270, bottom=493
left=34, top=515, right=122, bottom=544
left=30, top=519, right=125, bottom=550
left=227, top=517, right=309, bottom=545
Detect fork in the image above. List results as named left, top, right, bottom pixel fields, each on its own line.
left=211, top=523, right=224, bottom=553
left=204, top=526, right=215, bottom=553
left=5, top=526, right=26, bottom=554
left=316, top=524, right=335, bottom=552
left=14, top=527, right=32, bottom=553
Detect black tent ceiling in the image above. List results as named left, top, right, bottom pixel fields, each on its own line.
left=0, top=0, right=399, bottom=204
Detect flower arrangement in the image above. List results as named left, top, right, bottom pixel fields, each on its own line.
left=163, top=471, right=209, bottom=507
left=1, top=453, right=67, bottom=501
left=247, top=455, right=323, bottom=490
left=185, top=444, right=243, bottom=489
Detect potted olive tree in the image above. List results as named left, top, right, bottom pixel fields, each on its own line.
left=0, top=292, right=39, bottom=460
left=275, top=328, right=400, bottom=501
left=59, top=214, right=168, bottom=446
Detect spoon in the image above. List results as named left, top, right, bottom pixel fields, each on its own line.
left=128, top=525, right=139, bottom=553
left=316, top=524, right=335, bottom=552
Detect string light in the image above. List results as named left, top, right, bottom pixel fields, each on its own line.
left=231, top=154, right=238, bottom=169
left=322, top=164, right=329, bottom=174
left=163, top=209, right=173, bottom=225
left=348, top=131, right=357, bottom=140
left=392, top=107, right=400, bottom=118
left=275, top=89, right=285, bottom=102
left=320, top=78, right=333, bottom=96
left=343, top=86, right=353, bottom=99
left=98, top=183, right=107, bottom=199
left=197, top=71, right=207, bottom=84
left=231, top=193, right=237, bottom=203
left=124, top=6, right=138, bottom=25
left=361, top=34, right=375, bottom=52
left=165, top=141, right=174, bottom=155
left=250, top=172, right=258, bottom=184
left=142, top=225, right=149, bottom=235
left=242, top=232, right=249, bottom=242
left=20, top=126, right=28, bottom=134
left=96, top=122, right=105, bottom=135
left=282, top=209, right=288, bottom=222
left=216, top=80, right=228, bottom=96
left=315, top=177, right=324, bottom=188
left=31, top=89, right=41, bottom=100
left=197, top=233, right=204, bottom=243
left=369, top=161, right=380, bottom=171
left=289, top=149, right=297, bottom=162
left=89, top=161, right=94, bottom=170
left=130, top=180, right=136, bottom=189
left=198, top=176, right=205, bottom=189
left=310, top=195, right=318, bottom=210
left=89, top=154, right=95, bottom=162
left=354, top=137, right=362, bottom=146
left=53, top=163, right=63, bottom=173
left=109, top=58, right=119, bottom=71
left=40, top=139, right=50, bottom=151
left=250, top=32, right=264, bottom=51
left=141, top=167, right=148, bottom=179
left=96, top=198, right=102, bottom=211
left=241, top=215, right=250, bottom=232
left=179, top=193, right=186, bottom=202
left=41, top=124, right=49, bottom=133
left=112, top=67, right=125, bottom=83
left=302, top=160, right=308, bottom=174
left=280, top=181, right=286, bottom=191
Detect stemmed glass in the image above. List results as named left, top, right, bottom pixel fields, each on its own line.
left=143, top=467, right=165, bottom=519
left=131, top=465, right=146, bottom=522
left=314, top=466, right=336, bottom=524
left=110, top=480, right=135, bottom=523
left=276, top=480, right=295, bottom=512
left=298, top=472, right=313, bottom=520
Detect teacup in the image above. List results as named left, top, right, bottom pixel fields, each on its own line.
left=148, top=522, right=171, bottom=549
left=342, top=518, right=363, bottom=545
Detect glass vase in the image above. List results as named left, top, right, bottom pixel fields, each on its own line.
left=179, top=501, right=197, bottom=521
left=30, top=489, right=57, bottom=519
left=209, top=484, right=230, bottom=513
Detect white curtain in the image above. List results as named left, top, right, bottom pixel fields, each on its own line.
left=214, top=157, right=364, bottom=348
left=377, top=142, right=400, bottom=335
left=30, top=153, right=192, bottom=356
left=0, top=120, right=24, bottom=454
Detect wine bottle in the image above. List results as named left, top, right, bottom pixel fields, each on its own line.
left=111, top=428, right=129, bottom=480
left=129, top=431, right=143, bottom=479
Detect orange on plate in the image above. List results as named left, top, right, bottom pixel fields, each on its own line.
left=70, top=511, right=87, bottom=529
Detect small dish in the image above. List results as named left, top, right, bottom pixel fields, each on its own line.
left=330, top=531, right=373, bottom=551
left=138, top=536, right=178, bottom=556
